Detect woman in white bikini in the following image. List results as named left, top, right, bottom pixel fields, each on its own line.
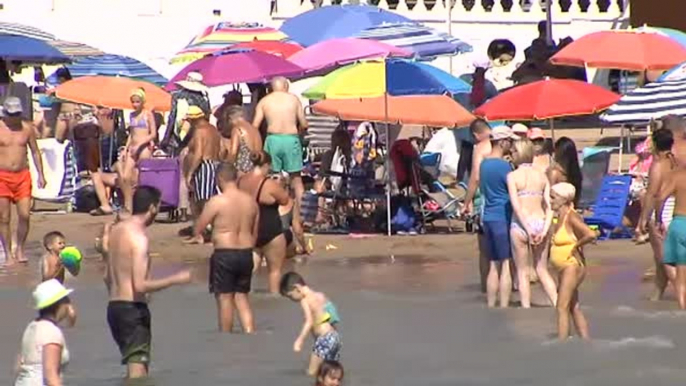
left=117, top=88, right=157, bottom=213
left=507, top=138, right=558, bottom=308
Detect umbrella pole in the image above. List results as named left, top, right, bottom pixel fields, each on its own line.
left=385, top=92, right=392, bottom=236
left=618, top=125, right=624, bottom=173
left=550, top=118, right=555, bottom=143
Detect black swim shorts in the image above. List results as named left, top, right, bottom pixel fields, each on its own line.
left=209, top=248, right=254, bottom=294
left=107, top=301, right=151, bottom=365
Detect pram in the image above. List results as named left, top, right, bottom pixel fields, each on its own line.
left=390, top=139, right=462, bottom=232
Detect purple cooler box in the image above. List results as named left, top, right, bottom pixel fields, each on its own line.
left=138, top=158, right=180, bottom=208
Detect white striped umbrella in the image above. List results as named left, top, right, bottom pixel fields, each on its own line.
left=355, top=22, right=472, bottom=60
left=600, top=80, right=686, bottom=125
left=0, top=22, right=55, bottom=40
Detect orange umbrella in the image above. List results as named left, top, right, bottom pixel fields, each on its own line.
left=312, top=95, right=474, bottom=127
left=550, top=30, right=686, bottom=71
left=55, top=76, right=172, bottom=111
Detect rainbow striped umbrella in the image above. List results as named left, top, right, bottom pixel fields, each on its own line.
left=171, top=22, right=288, bottom=64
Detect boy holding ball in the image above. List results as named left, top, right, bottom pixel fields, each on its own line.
left=41, top=231, right=82, bottom=283
left=41, top=231, right=67, bottom=283
left=40, top=231, right=78, bottom=326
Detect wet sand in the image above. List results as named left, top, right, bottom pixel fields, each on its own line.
left=0, top=212, right=683, bottom=385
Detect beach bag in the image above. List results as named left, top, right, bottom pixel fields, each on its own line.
left=391, top=196, right=416, bottom=233
left=74, top=185, right=99, bottom=213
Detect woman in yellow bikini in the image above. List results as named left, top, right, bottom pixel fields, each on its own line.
left=550, top=182, right=596, bottom=341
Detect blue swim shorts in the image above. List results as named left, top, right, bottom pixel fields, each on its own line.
left=663, top=215, right=686, bottom=266
left=482, top=220, right=512, bottom=261
left=313, top=330, right=341, bottom=361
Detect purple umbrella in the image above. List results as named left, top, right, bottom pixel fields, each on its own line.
left=288, top=37, right=411, bottom=74
left=167, top=50, right=304, bottom=89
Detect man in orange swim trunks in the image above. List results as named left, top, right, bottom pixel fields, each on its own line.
left=0, top=97, right=46, bottom=264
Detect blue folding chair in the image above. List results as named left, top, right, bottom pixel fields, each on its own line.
left=584, top=174, right=632, bottom=240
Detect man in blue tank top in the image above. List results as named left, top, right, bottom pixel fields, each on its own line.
left=479, top=125, right=518, bottom=308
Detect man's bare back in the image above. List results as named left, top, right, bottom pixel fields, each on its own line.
left=190, top=122, right=222, bottom=161
left=198, top=189, right=258, bottom=249
left=254, top=91, right=304, bottom=135
left=0, top=121, right=32, bottom=172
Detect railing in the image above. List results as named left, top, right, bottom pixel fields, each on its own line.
left=273, top=0, right=628, bottom=20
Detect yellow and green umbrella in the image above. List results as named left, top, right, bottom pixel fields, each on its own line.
left=303, top=58, right=471, bottom=235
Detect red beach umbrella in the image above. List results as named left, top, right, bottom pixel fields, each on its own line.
left=231, top=40, right=303, bottom=58
left=549, top=30, right=686, bottom=71
left=474, top=78, right=620, bottom=140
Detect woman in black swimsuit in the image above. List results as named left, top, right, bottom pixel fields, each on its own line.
left=237, top=151, right=290, bottom=294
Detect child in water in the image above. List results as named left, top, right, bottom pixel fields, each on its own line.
left=315, top=360, right=344, bottom=386
left=40, top=231, right=77, bottom=327
left=280, top=271, right=342, bottom=376
left=40, top=231, right=66, bottom=283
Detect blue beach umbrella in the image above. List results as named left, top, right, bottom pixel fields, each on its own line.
left=0, top=34, right=69, bottom=63
left=280, top=5, right=411, bottom=47
left=355, top=22, right=472, bottom=60
left=47, top=54, right=168, bottom=86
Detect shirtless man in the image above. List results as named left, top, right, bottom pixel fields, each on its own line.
left=0, top=97, right=46, bottom=264
left=252, top=77, right=308, bottom=205
left=461, top=118, right=493, bottom=292
left=183, top=106, right=221, bottom=244
left=192, top=163, right=259, bottom=332
left=104, top=186, right=191, bottom=379
left=638, top=129, right=677, bottom=301
left=656, top=147, right=686, bottom=309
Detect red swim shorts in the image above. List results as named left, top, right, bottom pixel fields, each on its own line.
left=0, top=169, right=32, bottom=203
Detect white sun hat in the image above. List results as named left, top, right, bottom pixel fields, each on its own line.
left=175, top=71, right=208, bottom=93
left=33, top=279, right=73, bottom=310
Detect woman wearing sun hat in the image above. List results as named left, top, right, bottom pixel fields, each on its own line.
left=14, top=279, right=76, bottom=386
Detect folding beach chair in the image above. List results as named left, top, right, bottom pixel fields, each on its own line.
left=584, top=174, right=632, bottom=240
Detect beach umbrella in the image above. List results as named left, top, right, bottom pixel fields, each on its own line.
left=55, top=76, right=172, bottom=111
left=167, top=50, right=303, bottom=90
left=231, top=40, right=303, bottom=58
left=280, top=5, right=411, bottom=47
left=601, top=80, right=686, bottom=125
left=48, top=40, right=104, bottom=58
left=657, top=61, right=686, bottom=82
left=303, top=59, right=471, bottom=99
left=549, top=30, right=686, bottom=71
left=0, top=35, right=69, bottom=64
left=288, top=38, right=411, bottom=74
left=474, top=78, right=620, bottom=140
left=637, top=26, right=686, bottom=48
left=172, top=22, right=289, bottom=64
left=355, top=22, right=472, bottom=60
left=303, top=59, right=471, bottom=235
left=47, top=54, right=168, bottom=86
left=0, top=22, right=54, bottom=40
left=312, top=95, right=474, bottom=127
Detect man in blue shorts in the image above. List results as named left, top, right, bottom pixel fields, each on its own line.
left=479, top=125, right=518, bottom=308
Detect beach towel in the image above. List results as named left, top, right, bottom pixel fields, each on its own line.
left=27, top=138, right=76, bottom=202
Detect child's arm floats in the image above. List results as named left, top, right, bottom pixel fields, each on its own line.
left=294, top=299, right=313, bottom=352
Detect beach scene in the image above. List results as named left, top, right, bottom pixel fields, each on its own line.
left=5, top=1, right=686, bottom=385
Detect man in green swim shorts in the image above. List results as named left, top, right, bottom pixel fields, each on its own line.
left=656, top=154, right=686, bottom=310
left=253, top=77, right=308, bottom=205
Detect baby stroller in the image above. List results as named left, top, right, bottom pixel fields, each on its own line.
left=390, top=139, right=462, bottom=232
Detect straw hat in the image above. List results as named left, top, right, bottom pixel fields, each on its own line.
left=175, top=72, right=208, bottom=93
left=33, top=279, right=73, bottom=310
